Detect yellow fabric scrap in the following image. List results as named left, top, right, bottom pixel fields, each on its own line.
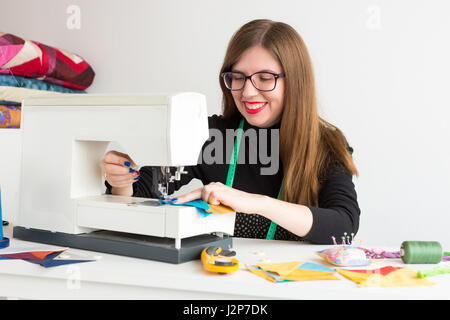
left=337, top=267, right=435, bottom=287
left=246, top=261, right=340, bottom=282
left=205, top=203, right=235, bottom=214
left=255, top=261, right=303, bottom=276
left=283, top=270, right=340, bottom=281
left=337, top=269, right=372, bottom=284
left=246, top=265, right=279, bottom=282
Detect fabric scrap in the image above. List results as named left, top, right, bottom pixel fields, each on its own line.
left=205, top=203, right=235, bottom=214
left=337, top=266, right=435, bottom=287
left=0, top=249, right=65, bottom=260
left=359, top=247, right=401, bottom=259
left=25, top=251, right=94, bottom=268
left=159, top=199, right=234, bottom=217
left=0, top=104, right=20, bottom=128
left=0, top=249, right=95, bottom=267
left=256, top=261, right=303, bottom=276
left=246, top=261, right=340, bottom=283
left=159, top=199, right=211, bottom=217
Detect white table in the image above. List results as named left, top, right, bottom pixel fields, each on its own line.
left=0, top=237, right=449, bottom=300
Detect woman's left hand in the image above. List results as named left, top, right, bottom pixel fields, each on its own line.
left=173, top=182, right=263, bottom=214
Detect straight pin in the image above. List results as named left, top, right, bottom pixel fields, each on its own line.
left=331, top=236, right=337, bottom=245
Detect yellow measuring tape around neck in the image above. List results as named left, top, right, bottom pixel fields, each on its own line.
left=225, top=118, right=282, bottom=240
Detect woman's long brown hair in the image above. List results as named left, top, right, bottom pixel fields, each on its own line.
left=220, top=19, right=358, bottom=207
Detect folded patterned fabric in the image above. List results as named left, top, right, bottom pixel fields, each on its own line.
left=0, top=74, right=85, bottom=93
left=0, top=32, right=95, bottom=90
left=0, top=104, right=21, bottom=128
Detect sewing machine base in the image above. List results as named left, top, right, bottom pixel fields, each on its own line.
left=13, top=226, right=233, bottom=264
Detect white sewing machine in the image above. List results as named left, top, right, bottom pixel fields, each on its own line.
left=13, top=93, right=235, bottom=263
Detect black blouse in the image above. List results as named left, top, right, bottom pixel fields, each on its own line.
left=106, top=114, right=360, bottom=244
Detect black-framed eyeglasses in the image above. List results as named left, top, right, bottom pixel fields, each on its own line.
left=221, top=71, right=285, bottom=92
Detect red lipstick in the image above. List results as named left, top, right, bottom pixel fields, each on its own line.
left=243, top=101, right=267, bottom=114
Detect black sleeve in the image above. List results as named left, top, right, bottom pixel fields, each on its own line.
left=302, top=155, right=360, bottom=244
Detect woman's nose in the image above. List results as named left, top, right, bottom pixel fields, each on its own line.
left=241, top=78, right=259, bottom=97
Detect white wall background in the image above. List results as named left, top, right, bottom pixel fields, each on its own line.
left=1, top=0, right=449, bottom=248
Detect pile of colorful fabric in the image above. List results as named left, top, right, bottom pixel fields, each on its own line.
left=0, top=32, right=95, bottom=128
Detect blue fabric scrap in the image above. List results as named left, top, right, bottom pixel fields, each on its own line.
left=0, top=74, right=86, bottom=93
left=24, top=251, right=94, bottom=268
left=158, top=199, right=213, bottom=217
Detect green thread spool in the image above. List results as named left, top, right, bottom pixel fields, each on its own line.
left=400, top=241, right=442, bottom=264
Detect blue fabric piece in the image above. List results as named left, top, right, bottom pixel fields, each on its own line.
left=158, top=199, right=213, bottom=217
left=27, top=258, right=93, bottom=268
left=0, top=74, right=86, bottom=93
left=24, top=251, right=94, bottom=268
left=197, top=209, right=212, bottom=217
left=261, top=269, right=288, bottom=282
left=298, top=262, right=336, bottom=273
left=247, top=266, right=291, bottom=283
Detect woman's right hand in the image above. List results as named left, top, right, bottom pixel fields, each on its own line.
left=100, top=150, right=140, bottom=196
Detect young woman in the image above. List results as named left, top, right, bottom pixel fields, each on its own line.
left=101, top=19, right=360, bottom=244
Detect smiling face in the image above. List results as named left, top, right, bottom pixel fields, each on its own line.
left=231, top=45, right=285, bottom=128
